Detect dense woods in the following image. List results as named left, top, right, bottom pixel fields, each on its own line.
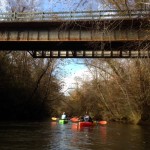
left=0, top=52, right=65, bottom=120
left=1, top=54, right=150, bottom=123
left=0, top=0, right=149, bottom=124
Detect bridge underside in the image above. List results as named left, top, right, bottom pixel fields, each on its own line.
left=1, top=50, right=148, bottom=58
left=0, top=40, right=149, bottom=58
left=0, top=41, right=149, bottom=58
left=31, top=49, right=150, bottom=58
left=0, top=19, right=149, bottom=58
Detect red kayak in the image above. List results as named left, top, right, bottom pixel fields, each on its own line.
left=79, top=121, right=93, bottom=127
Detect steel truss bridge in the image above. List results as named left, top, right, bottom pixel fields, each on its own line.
left=0, top=10, right=149, bottom=58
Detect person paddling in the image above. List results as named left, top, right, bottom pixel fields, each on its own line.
left=83, top=112, right=93, bottom=122
left=61, top=112, right=67, bottom=120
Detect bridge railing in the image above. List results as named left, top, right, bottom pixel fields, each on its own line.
left=0, top=10, right=149, bottom=21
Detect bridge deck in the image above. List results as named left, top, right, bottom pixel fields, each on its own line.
left=0, top=10, right=149, bottom=58
left=0, top=19, right=149, bottom=42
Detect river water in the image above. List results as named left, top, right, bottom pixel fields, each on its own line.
left=0, top=120, right=150, bottom=150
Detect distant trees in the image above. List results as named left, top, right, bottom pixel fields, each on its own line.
left=66, top=59, right=150, bottom=124
left=0, top=0, right=40, bottom=12
left=88, top=0, right=150, bottom=10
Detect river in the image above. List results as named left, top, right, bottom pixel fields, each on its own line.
left=0, top=120, right=150, bottom=150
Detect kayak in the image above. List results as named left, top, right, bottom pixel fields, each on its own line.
left=70, top=117, right=79, bottom=123
left=99, top=121, right=107, bottom=125
left=59, top=119, right=68, bottom=124
left=51, top=117, right=58, bottom=121
left=79, top=121, right=93, bottom=127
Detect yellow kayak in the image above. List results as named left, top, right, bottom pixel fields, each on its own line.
left=51, top=117, right=58, bottom=121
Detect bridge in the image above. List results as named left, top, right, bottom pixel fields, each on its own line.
left=0, top=10, right=149, bottom=58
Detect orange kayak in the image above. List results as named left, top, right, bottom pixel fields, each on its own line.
left=99, top=121, right=107, bottom=125
left=70, top=117, right=79, bottom=123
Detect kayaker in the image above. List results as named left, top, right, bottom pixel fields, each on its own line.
left=61, top=112, right=67, bottom=120
left=83, top=112, right=93, bottom=122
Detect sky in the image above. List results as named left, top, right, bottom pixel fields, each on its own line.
left=0, top=0, right=100, bottom=12
left=42, top=0, right=101, bottom=12
left=59, top=59, right=92, bottom=95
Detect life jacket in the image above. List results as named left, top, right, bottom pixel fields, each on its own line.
left=84, top=115, right=90, bottom=122
left=61, top=114, right=66, bottom=120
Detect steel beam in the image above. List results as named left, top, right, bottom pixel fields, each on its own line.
left=31, top=50, right=150, bottom=58
left=0, top=18, right=149, bottom=58
left=0, top=19, right=149, bottom=42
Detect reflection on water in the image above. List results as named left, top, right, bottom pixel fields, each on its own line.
left=0, top=121, right=150, bottom=150
left=100, top=126, right=107, bottom=144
